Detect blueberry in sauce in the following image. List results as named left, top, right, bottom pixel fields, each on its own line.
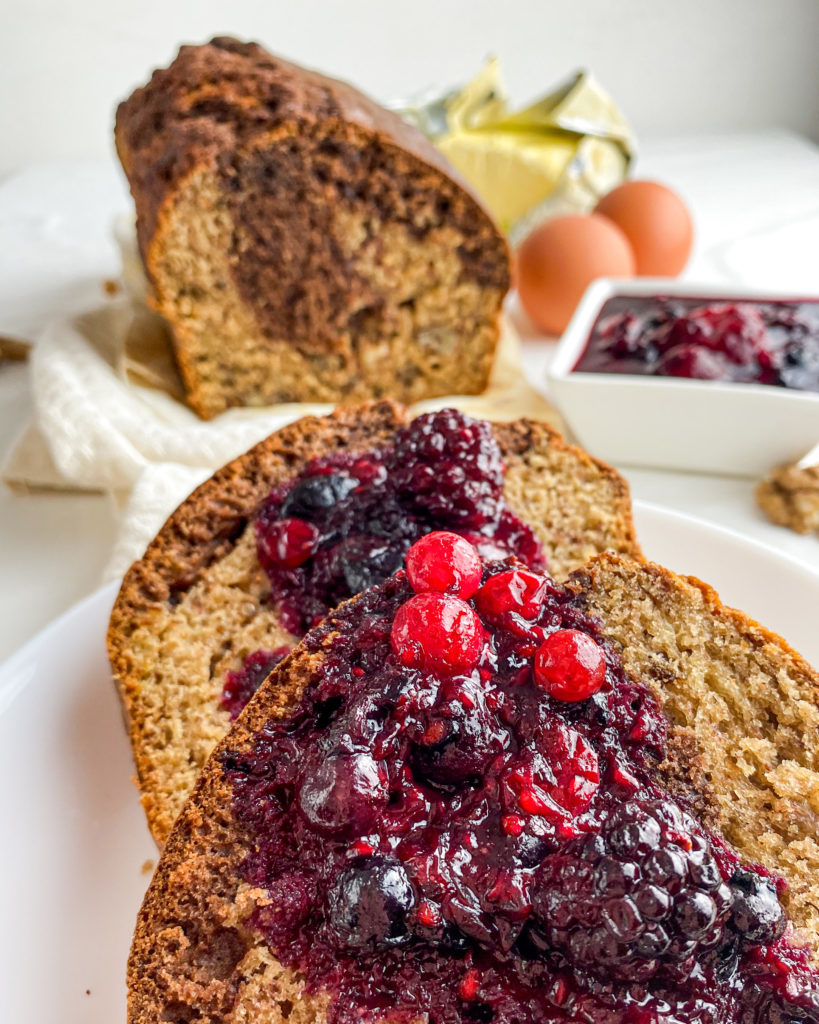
left=222, top=537, right=819, bottom=1024
left=328, top=856, right=415, bottom=948
left=729, top=869, right=787, bottom=946
left=298, top=750, right=389, bottom=835
left=280, top=473, right=360, bottom=520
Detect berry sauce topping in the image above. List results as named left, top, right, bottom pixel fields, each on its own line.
left=574, top=295, right=819, bottom=390
left=254, top=410, right=545, bottom=637
left=222, top=412, right=544, bottom=718
left=222, top=537, right=819, bottom=1024
left=220, top=647, right=290, bottom=720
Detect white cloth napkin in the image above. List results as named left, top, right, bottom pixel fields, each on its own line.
left=3, top=296, right=559, bottom=580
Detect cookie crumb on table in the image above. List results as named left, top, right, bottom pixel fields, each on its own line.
left=756, top=463, right=819, bottom=535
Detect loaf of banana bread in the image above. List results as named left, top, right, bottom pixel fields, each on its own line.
left=115, top=38, right=511, bottom=419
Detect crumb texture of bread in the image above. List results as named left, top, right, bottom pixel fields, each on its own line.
left=569, top=553, right=819, bottom=946
left=495, top=419, right=638, bottom=580
left=757, top=463, right=819, bottom=535
left=115, top=38, right=510, bottom=419
left=109, top=402, right=639, bottom=845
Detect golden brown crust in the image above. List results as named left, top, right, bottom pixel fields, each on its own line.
left=108, top=401, right=640, bottom=844
left=129, top=554, right=819, bottom=1023
left=115, top=37, right=492, bottom=265
left=128, top=640, right=330, bottom=1024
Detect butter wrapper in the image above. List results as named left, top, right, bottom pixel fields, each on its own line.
left=394, top=60, right=635, bottom=242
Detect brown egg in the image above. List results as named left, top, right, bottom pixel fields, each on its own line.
left=595, top=179, right=693, bottom=276
left=516, top=214, right=636, bottom=335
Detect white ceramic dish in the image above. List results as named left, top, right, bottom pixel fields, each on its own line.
left=3, top=500, right=819, bottom=1022
left=546, top=278, right=819, bottom=477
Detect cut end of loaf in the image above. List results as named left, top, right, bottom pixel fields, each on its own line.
left=116, top=40, right=511, bottom=419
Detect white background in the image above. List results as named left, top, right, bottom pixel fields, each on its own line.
left=2, top=0, right=819, bottom=176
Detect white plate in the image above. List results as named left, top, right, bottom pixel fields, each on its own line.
left=2, top=501, right=819, bottom=1023
left=546, top=277, right=819, bottom=477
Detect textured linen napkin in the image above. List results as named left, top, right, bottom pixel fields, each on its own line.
left=3, top=293, right=560, bottom=580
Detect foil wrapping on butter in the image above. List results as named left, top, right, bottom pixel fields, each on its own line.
left=394, top=60, right=635, bottom=241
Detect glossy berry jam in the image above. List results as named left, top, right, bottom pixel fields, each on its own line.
left=574, top=295, right=819, bottom=390
left=222, top=414, right=544, bottom=718
left=220, top=647, right=290, bottom=720
left=222, top=551, right=819, bottom=1024
left=254, top=411, right=545, bottom=638
left=406, top=532, right=483, bottom=599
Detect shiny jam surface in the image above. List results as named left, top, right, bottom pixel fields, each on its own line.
left=221, top=411, right=545, bottom=714
left=220, top=648, right=291, bottom=720
left=222, top=558, right=819, bottom=1024
left=574, top=295, right=819, bottom=390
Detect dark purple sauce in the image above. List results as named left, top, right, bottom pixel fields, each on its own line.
left=255, top=410, right=545, bottom=637
left=574, top=295, right=819, bottom=389
left=220, top=411, right=546, bottom=716
left=220, top=647, right=290, bottom=720
left=221, top=566, right=819, bottom=1024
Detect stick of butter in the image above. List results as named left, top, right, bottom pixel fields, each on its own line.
left=394, top=59, right=635, bottom=242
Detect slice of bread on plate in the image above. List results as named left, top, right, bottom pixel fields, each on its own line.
left=105, top=401, right=638, bottom=847
left=126, top=550, right=819, bottom=1024
left=115, top=37, right=511, bottom=419
left=108, top=401, right=639, bottom=846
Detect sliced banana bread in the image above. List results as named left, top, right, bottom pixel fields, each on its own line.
left=108, top=401, right=638, bottom=845
left=115, top=37, right=511, bottom=419
left=127, top=551, right=819, bottom=1024
left=570, top=553, right=819, bottom=943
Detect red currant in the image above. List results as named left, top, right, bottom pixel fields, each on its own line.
left=391, top=593, right=484, bottom=676
left=405, top=531, right=481, bottom=599
left=474, top=568, right=550, bottom=626
left=534, top=629, right=606, bottom=701
left=258, top=517, right=319, bottom=569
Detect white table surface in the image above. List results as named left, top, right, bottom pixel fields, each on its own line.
left=1, top=131, right=819, bottom=663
